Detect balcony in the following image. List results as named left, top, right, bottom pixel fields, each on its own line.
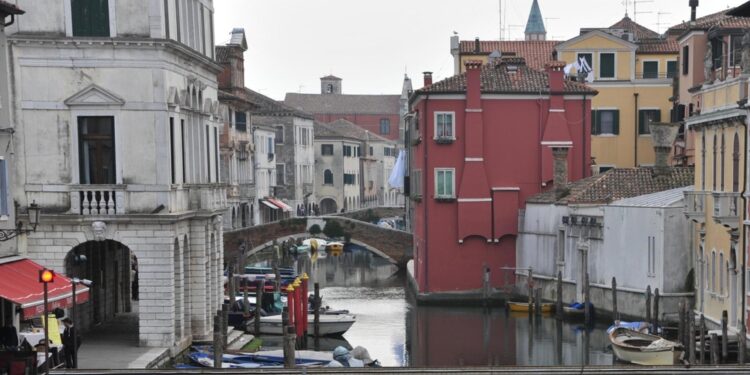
left=684, top=191, right=708, bottom=223
left=699, top=76, right=748, bottom=115
left=70, top=185, right=127, bottom=215
left=188, top=184, right=228, bottom=211
left=712, top=192, right=741, bottom=229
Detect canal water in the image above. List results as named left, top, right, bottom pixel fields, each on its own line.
left=250, top=249, right=615, bottom=367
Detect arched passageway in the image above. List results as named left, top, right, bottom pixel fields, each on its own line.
left=320, top=198, right=338, bottom=215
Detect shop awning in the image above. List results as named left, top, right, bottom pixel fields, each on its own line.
left=0, top=258, right=90, bottom=319
left=261, top=199, right=279, bottom=210
left=267, top=198, right=292, bottom=212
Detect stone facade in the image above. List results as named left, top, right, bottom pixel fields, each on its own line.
left=6, top=0, right=226, bottom=351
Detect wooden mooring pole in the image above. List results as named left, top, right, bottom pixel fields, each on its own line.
left=711, top=332, right=719, bottom=365
left=700, top=314, right=706, bottom=365
left=254, top=280, right=263, bottom=335
left=611, top=277, right=618, bottom=322
left=213, top=314, right=223, bottom=368
left=556, top=271, right=563, bottom=320
left=739, top=321, right=746, bottom=365
left=645, top=285, right=651, bottom=331
left=584, top=272, right=591, bottom=325
left=678, top=300, right=685, bottom=346
left=313, top=282, right=321, bottom=350
left=534, top=288, right=542, bottom=316
left=722, top=310, right=729, bottom=362
left=688, top=308, right=696, bottom=365
left=652, top=288, right=659, bottom=332
left=527, top=268, right=534, bottom=312
left=221, top=303, right=229, bottom=347
left=283, top=313, right=296, bottom=368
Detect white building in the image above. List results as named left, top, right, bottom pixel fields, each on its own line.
left=6, top=0, right=226, bottom=352
left=253, top=125, right=280, bottom=223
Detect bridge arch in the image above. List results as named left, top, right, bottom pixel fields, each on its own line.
left=245, top=233, right=398, bottom=265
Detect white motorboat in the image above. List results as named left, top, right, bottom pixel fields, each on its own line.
left=609, top=327, right=682, bottom=365
left=257, top=313, right=356, bottom=336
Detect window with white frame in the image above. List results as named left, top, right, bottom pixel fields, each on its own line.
left=78, top=116, right=116, bottom=184
left=276, top=163, right=285, bottom=185
left=434, top=112, right=455, bottom=140
left=434, top=168, right=455, bottom=199
left=720, top=252, right=725, bottom=296
left=0, top=159, right=8, bottom=216
left=712, top=250, right=717, bottom=292
left=71, top=0, right=110, bottom=37
left=599, top=53, right=615, bottom=79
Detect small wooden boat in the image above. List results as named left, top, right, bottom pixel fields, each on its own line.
left=609, top=327, right=682, bottom=365
left=326, top=242, right=344, bottom=256
left=258, top=313, right=356, bottom=336
left=563, top=305, right=585, bottom=317
left=506, top=301, right=555, bottom=313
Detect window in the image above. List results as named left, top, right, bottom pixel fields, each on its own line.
left=712, top=251, right=716, bottom=292
left=369, top=146, right=373, bottom=156
left=577, top=53, right=593, bottom=73
left=411, top=169, right=423, bottom=199
left=434, top=168, right=455, bottom=199
left=356, top=146, right=362, bottom=157
left=713, top=134, right=717, bottom=191
left=267, top=137, right=274, bottom=158
left=435, top=112, right=455, bottom=140
left=683, top=46, right=690, bottom=75
left=321, top=144, right=333, bottom=156
left=0, top=159, right=8, bottom=216
left=206, top=125, right=211, bottom=182
left=344, top=173, right=356, bottom=185
left=235, top=111, right=247, bottom=132
left=324, top=169, right=333, bottom=185
left=170, top=118, right=176, bottom=184
left=72, top=0, right=110, bottom=37
left=711, top=38, right=723, bottom=72
left=701, top=130, right=706, bottom=190
left=647, top=236, right=656, bottom=277
left=720, top=252, right=725, bottom=295
left=732, top=35, right=743, bottom=66
left=78, top=116, right=115, bottom=184
left=600, top=53, right=615, bottom=79
left=556, top=229, right=566, bottom=264
left=275, top=126, right=284, bottom=144
left=667, top=61, right=678, bottom=79
left=181, top=119, right=186, bottom=183
left=276, top=164, right=285, bottom=185
left=592, top=110, right=619, bottom=135
left=642, top=61, right=658, bottom=79
left=638, top=109, right=661, bottom=135
left=380, top=118, right=391, bottom=135
left=343, top=145, right=352, bottom=157
left=721, top=133, right=725, bottom=191
left=733, top=133, right=740, bottom=192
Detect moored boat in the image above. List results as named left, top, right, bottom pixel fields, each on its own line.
left=506, top=301, right=555, bottom=313
left=258, top=313, right=356, bottom=336
left=609, top=327, right=682, bottom=365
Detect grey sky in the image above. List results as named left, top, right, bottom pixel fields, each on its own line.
left=214, top=0, right=736, bottom=100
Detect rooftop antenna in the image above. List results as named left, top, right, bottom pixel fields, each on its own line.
left=633, top=0, right=654, bottom=25
left=545, top=17, right=559, bottom=38
left=298, top=85, right=304, bottom=93
left=499, top=0, right=503, bottom=40
left=622, top=0, right=630, bottom=17
left=655, top=10, right=671, bottom=34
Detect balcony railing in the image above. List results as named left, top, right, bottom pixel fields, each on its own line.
left=712, top=192, right=741, bottom=229
left=187, top=184, right=228, bottom=211
left=70, top=185, right=127, bottom=215
left=684, top=191, right=708, bottom=224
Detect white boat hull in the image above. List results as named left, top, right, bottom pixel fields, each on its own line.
left=609, top=327, right=681, bottom=365
left=257, top=314, right=355, bottom=336
left=611, top=343, right=678, bottom=365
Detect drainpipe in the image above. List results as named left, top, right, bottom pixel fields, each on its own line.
left=634, top=92, right=640, bottom=167
left=582, top=94, right=588, bottom=176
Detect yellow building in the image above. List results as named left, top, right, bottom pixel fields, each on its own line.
left=556, top=17, right=679, bottom=172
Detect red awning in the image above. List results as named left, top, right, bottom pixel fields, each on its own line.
left=0, top=259, right=90, bottom=319
left=267, top=197, right=292, bottom=212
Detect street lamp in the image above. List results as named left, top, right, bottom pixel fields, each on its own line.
left=0, top=201, right=40, bottom=241
left=70, top=276, right=92, bottom=369
left=38, top=268, right=55, bottom=375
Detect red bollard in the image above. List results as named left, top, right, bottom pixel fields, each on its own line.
left=286, top=284, right=295, bottom=329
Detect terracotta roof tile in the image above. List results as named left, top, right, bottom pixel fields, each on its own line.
left=315, top=120, right=394, bottom=144
left=244, top=89, right=314, bottom=120
left=284, top=93, right=400, bottom=115
left=609, top=16, right=659, bottom=40
left=458, top=40, right=560, bottom=71
left=637, top=38, right=680, bottom=54
left=215, top=46, right=231, bottom=64
left=527, top=167, right=694, bottom=205
left=0, top=1, right=23, bottom=15
left=667, top=8, right=750, bottom=35
left=414, top=58, right=596, bottom=96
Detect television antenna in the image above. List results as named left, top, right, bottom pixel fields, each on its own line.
left=655, top=11, right=671, bottom=33
left=633, top=0, right=654, bottom=25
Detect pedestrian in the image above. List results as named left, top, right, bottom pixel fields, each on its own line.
left=131, top=261, right=139, bottom=301
left=61, top=318, right=77, bottom=368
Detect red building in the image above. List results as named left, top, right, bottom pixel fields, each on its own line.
left=408, top=58, right=596, bottom=298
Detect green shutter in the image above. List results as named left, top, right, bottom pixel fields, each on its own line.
left=592, top=110, right=599, bottom=135
left=72, top=0, right=110, bottom=37
left=600, top=54, right=615, bottom=78
left=613, top=110, right=620, bottom=135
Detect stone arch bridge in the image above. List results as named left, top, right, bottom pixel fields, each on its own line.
left=223, top=210, right=413, bottom=267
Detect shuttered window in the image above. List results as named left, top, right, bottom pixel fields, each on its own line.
left=638, top=109, right=661, bottom=135
left=72, top=0, right=110, bottom=37
left=591, top=110, right=619, bottom=135
left=599, top=53, right=615, bottom=79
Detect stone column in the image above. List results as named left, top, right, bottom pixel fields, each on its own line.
left=552, top=147, right=570, bottom=192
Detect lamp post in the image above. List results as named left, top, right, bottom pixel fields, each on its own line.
left=39, top=269, right=55, bottom=375
left=70, top=275, right=91, bottom=369
left=0, top=201, right=40, bottom=241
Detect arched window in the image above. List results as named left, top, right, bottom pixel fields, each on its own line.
left=720, top=252, right=725, bottom=295
left=713, top=133, right=719, bottom=191
left=720, top=133, right=725, bottom=191
left=733, top=133, right=740, bottom=192
left=324, top=170, right=333, bottom=185
left=712, top=250, right=717, bottom=292
left=701, top=130, right=706, bottom=190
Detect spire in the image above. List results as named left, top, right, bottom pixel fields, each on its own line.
left=524, top=0, right=547, bottom=41
left=401, top=74, right=413, bottom=99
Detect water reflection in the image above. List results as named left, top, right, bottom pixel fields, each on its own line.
left=250, top=248, right=613, bottom=368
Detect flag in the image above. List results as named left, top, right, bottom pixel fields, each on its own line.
left=388, top=150, right=406, bottom=189
left=578, top=57, right=594, bottom=83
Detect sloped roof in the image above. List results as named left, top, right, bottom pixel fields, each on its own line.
left=609, top=16, right=659, bottom=40
left=637, top=38, right=680, bottom=54
left=284, top=93, right=400, bottom=115
left=314, top=120, right=394, bottom=144
left=525, top=0, right=546, bottom=35
left=667, top=8, right=750, bottom=35
left=215, top=46, right=231, bottom=64
left=244, top=89, right=314, bottom=120
left=414, top=58, right=596, bottom=96
left=527, top=167, right=694, bottom=205
left=0, top=1, right=24, bottom=15
left=321, top=75, right=342, bottom=81
left=458, top=40, right=560, bottom=71
left=610, top=186, right=693, bottom=208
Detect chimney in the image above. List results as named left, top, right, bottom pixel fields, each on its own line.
left=690, top=0, right=699, bottom=22
left=423, top=71, right=433, bottom=87
left=552, top=147, right=570, bottom=193
left=649, top=122, right=680, bottom=177
left=546, top=61, right=566, bottom=93
left=474, top=37, right=481, bottom=53
left=464, top=61, right=483, bottom=107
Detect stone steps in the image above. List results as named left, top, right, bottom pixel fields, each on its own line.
left=227, top=333, right=255, bottom=352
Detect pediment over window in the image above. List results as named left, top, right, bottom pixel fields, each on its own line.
left=64, top=84, right=125, bottom=107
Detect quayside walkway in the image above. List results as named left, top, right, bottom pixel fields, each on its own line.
left=53, top=366, right=750, bottom=374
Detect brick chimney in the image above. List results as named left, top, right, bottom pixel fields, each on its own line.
left=552, top=147, right=570, bottom=193
left=690, top=0, right=699, bottom=22
left=465, top=60, right=483, bottom=108
left=546, top=61, right=566, bottom=93
left=474, top=37, right=481, bottom=53
left=649, top=122, right=680, bottom=177
left=423, top=72, right=433, bottom=87
left=217, top=28, right=248, bottom=90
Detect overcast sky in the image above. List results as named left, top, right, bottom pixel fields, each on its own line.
left=214, top=0, right=736, bottom=100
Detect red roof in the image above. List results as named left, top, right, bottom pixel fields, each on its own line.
left=667, top=8, right=750, bottom=35
left=0, top=259, right=89, bottom=319
left=459, top=40, right=560, bottom=71
left=0, top=0, right=23, bottom=15
left=637, top=38, right=680, bottom=54
left=609, top=16, right=659, bottom=40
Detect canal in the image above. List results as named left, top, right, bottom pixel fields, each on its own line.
left=250, top=248, right=615, bottom=367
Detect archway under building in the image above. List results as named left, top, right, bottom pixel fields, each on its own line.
left=320, top=198, right=338, bottom=215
